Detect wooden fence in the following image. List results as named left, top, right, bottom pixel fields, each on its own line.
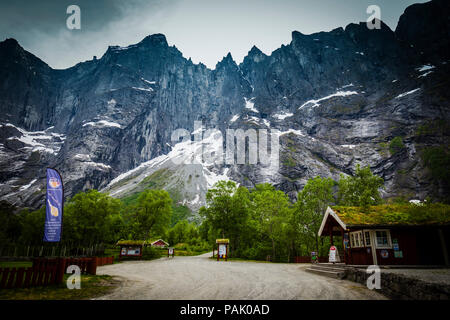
left=0, top=256, right=114, bottom=289
left=96, top=256, right=114, bottom=266
left=0, top=243, right=106, bottom=259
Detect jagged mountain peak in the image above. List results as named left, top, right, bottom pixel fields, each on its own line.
left=0, top=37, right=50, bottom=69
left=0, top=37, right=20, bottom=48
left=344, top=19, right=393, bottom=35
left=1, top=0, right=449, bottom=211
left=395, top=0, right=450, bottom=62
left=139, top=33, right=169, bottom=47
left=247, top=45, right=266, bottom=58
left=215, top=52, right=237, bottom=69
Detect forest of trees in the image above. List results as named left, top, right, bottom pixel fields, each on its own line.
left=199, top=164, right=384, bottom=262
left=0, top=165, right=389, bottom=261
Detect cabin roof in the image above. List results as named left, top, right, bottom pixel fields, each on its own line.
left=318, top=203, right=450, bottom=236
left=116, top=240, right=148, bottom=246
left=332, top=204, right=450, bottom=226
left=150, top=239, right=169, bottom=246
left=216, top=239, right=230, bottom=244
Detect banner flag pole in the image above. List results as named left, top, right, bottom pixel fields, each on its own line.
left=43, top=168, right=64, bottom=242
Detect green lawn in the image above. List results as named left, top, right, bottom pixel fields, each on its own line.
left=0, top=274, right=118, bottom=300
left=174, top=249, right=209, bottom=256
left=0, top=261, right=32, bottom=268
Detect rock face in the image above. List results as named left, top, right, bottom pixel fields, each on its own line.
left=0, top=0, right=449, bottom=211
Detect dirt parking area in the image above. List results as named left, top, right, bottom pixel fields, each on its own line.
left=95, top=253, right=385, bottom=300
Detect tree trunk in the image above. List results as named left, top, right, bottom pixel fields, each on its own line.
left=272, top=239, right=275, bottom=261
left=315, top=234, right=319, bottom=256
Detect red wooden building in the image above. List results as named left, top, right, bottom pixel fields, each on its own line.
left=318, top=204, right=450, bottom=266
left=151, top=239, right=169, bottom=248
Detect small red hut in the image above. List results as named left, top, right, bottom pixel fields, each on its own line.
left=151, top=239, right=169, bottom=248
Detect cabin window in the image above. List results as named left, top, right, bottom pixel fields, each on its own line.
left=350, top=231, right=363, bottom=248
left=350, top=233, right=355, bottom=247
left=364, top=231, right=371, bottom=246
left=375, top=230, right=392, bottom=248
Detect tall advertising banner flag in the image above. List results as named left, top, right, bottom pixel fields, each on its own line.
left=44, top=168, right=63, bottom=242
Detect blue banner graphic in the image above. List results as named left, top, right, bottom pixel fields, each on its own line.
left=44, top=168, right=63, bottom=242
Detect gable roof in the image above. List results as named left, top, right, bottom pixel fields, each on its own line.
left=318, top=206, right=347, bottom=236
left=318, top=203, right=450, bottom=236
left=332, top=203, right=450, bottom=227
left=116, top=240, right=148, bottom=246
left=151, top=239, right=169, bottom=246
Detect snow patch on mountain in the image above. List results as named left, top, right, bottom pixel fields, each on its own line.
left=2, top=123, right=65, bottom=155
left=83, top=120, right=122, bottom=129
left=230, top=115, right=239, bottom=123
left=298, top=90, right=358, bottom=109
left=244, top=97, right=258, bottom=113
left=273, top=111, right=293, bottom=120
left=395, top=88, right=420, bottom=99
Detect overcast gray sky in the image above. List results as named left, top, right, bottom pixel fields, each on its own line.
left=0, top=0, right=428, bottom=69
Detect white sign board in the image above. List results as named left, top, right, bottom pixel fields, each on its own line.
left=168, top=248, right=174, bottom=255
left=329, top=246, right=340, bottom=262
left=218, top=244, right=227, bottom=257
left=127, top=248, right=140, bottom=255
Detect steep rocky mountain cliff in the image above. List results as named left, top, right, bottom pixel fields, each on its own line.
left=1, top=0, right=449, bottom=214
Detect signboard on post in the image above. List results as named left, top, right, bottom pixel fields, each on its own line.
left=127, top=248, right=140, bottom=255
left=117, top=240, right=145, bottom=260
left=216, top=239, right=229, bottom=261
left=44, top=168, right=64, bottom=242
left=168, top=247, right=174, bottom=258
left=329, top=245, right=341, bottom=263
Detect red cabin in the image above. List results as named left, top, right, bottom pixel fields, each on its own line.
left=151, top=239, right=169, bottom=248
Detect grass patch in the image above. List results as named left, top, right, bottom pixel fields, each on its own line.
left=389, top=137, right=405, bottom=155
left=139, top=168, right=173, bottom=189
left=0, top=261, right=32, bottom=268
left=0, top=274, right=118, bottom=300
left=416, top=119, right=449, bottom=136
left=282, top=154, right=296, bottom=167
left=377, top=142, right=389, bottom=157
left=175, top=250, right=210, bottom=256
left=332, top=203, right=450, bottom=226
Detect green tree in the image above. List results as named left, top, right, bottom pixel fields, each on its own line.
left=18, top=207, right=45, bottom=243
left=200, top=181, right=250, bottom=256
left=337, top=164, right=384, bottom=208
left=389, top=137, right=405, bottom=155
left=130, top=189, right=172, bottom=240
left=0, top=201, right=21, bottom=241
left=169, top=220, right=190, bottom=245
left=294, top=177, right=334, bottom=254
left=251, top=183, right=292, bottom=261
left=64, top=189, right=123, bottom=244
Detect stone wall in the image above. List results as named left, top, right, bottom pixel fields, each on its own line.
left=345, top=267, right=450, bottom=300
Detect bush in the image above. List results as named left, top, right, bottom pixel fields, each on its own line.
left=389, top=137, right=405, bottom=155
left=422, top=146, right=450, bottom=181
left=141, top=246, right=162, bottom=260
left=240, top=244, right=271, bottom=261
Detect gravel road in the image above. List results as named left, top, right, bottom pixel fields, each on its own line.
left=95, top=253, right=386, bottom=300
